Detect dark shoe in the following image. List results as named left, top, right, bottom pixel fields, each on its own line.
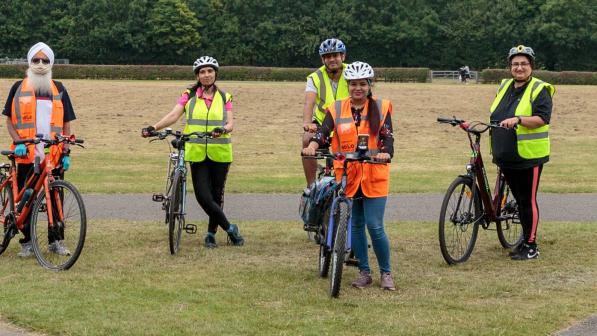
left=204, top=233, right=217, bottom=249
left=508, top=242, right=524, bottom=257
left=351, top=271, right=372, bottom=289
left=510, top=243, right=539, bottom=260
left=380, top=272, right=396, bottom=291
left=227, top=224, right=244, bottom=246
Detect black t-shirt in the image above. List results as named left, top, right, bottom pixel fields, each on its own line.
left=489, top=79, right=552, bottom=169
left=2, top=80, right=77, bottom=122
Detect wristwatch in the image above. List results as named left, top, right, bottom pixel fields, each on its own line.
left=516, top=116, right=522, bottom=125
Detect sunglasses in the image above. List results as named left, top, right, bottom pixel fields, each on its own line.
left=31, top=58, right=50, bottom=65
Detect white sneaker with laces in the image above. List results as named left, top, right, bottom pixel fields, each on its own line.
left=16, top=242, right=34, bottom=258
left=48, top=240, right=71, bottom=256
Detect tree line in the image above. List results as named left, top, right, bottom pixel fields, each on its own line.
left=0, top=0, right=595, bottom=71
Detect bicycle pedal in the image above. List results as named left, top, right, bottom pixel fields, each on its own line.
left=184, top=224, right=197, bottom=234
left=152, top=194, right=164, bottom=202
left=345, top=257, right=359, bottom=267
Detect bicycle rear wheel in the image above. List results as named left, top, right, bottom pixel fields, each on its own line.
left=168, top=171, right=184, bottom=255
left=329, top=201, right=349, bottom=298
left=0, top=183, right=15, bottom=256
left=318, top=199, right=333, bottom=278
left=31, top=180, right=86, bottom=270
left=496, top=184, right=523, bottom=248
left=438, top=176, right=481, bottom=265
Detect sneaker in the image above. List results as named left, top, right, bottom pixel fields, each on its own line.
left=48, top=240, right=71, bottom=256
left=16, top=242, right=34, bottom=258
left=226, top=224, right=244, bottom=246
left=204, top=233, right=218, bottom=249
left=351, top=271, right=372, bottom=289
left=380, top=272, right=396, bottom=291
left=508, top=242, right=524, bottom=257
left=510, top=243, right=539, bottom=260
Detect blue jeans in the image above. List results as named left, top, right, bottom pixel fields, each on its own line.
left=351, top=196, right=391, bottom=274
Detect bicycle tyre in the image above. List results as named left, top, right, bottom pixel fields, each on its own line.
left=0, top=183, right=14, bottom=256
left=31, top=180, right=86, bottom=270
left=318, top=199, right=333, bottom=278
left=496, top=184, right=524, bottom=248
left=168, top=170, right=184, bottom=255
left=438, top=176, right=481, bottom=265
left=329, top=201, right=349, bottom=298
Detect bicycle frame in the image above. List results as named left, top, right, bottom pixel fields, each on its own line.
left=170, top=137, right=188, bottom=220
left=2, top=153, right=61, bottom=231
left=464, top=130, right=508, bottom=224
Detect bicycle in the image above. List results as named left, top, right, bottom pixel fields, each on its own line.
left=437, top=117, right=523, bottom=265
left=304, top=146, right=388, bottom=298
left=300, top=150, right=338, bottom=278
left=0, top=134, right=86, bottom=270
left=146, top=128, right=215, bottom=255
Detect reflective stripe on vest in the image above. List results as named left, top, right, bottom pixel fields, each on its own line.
left=10, top=79, right=65, bottom=164
left=329, top=98, right=390, bottom=198
left=307, top=64, right=349, bottom=124
left=490, top=77, right=554, bottom=159
left=183, top=89, right=232, bottom=162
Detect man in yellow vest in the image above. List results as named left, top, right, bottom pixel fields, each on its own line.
left=489, top=45, right=554, bottom=260
left=302, top=38, right=349, bottom=187
left=2, top=42, right=76, bottom=258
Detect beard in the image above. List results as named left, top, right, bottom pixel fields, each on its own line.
left=26, top=67, right=53, bottom=96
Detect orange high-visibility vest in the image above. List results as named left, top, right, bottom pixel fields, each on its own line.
left=10, top=78, right=64, bottom=165
left=329, top=98, right=391, bottom=198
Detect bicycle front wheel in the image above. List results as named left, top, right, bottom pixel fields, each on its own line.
left=0, top=182, right=15, bottom=256
left=496, top=184, right=524, bottom=248
left=329, top=201, right=349, bottom=298
left=31, top=180, right=86, bottom=270
left=438, top=176, right=481, bottom=265
left=168, top=170, right=184, bottom=255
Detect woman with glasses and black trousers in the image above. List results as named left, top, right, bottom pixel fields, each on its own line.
left=489, top=45, right=554, bottom=260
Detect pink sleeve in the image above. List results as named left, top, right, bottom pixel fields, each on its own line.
left=225, top=101, right=233, bottom=111
left=177, top=92, right=190, bottom=106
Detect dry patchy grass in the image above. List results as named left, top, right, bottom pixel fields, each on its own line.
left=0, top=79, right=595, bottom=193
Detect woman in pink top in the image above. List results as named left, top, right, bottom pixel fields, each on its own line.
left=142, top=56, right=244, bottom=249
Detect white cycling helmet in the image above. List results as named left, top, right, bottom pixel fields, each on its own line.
left=343, top=61, right=374, bottom=80
left=193, top=56, right=219, bottom=73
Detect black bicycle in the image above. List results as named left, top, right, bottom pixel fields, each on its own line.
left=146, top=128, right=214, bottom=254
left=437, top=117, right=523, bottom=264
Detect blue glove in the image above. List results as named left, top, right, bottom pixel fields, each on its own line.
left=14, top=144, right=27, bottom=157
left=62, top=156, right=71, bottom=171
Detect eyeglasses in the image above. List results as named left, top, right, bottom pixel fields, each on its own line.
left=31, top=58, right=50, bottom=65
left=510, top=62, right=530, bottom=68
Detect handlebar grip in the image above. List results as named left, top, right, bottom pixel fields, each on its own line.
left=75, top=139, right=84, bottom=144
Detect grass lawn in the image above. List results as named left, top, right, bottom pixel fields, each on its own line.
left=0, top=219, right=595, bottom=335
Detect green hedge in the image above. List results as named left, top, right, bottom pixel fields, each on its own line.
left=481, top=69, right=597, bottom=85
left=0, top=64, right=429, bottom=82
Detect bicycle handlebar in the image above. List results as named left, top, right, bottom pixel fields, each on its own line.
left=14, top=134, right=85, bottom=146
left=437, top=116, right=511, bottom=133
left=147, top=128, right=214, bottom=141
left=302, top=150, right=391, bottom=164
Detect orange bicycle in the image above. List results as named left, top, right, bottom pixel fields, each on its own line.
left=0, top=134, right=86, bottom=270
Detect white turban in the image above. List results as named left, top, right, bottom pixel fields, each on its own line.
left=27, top=42, right=55, bottom=66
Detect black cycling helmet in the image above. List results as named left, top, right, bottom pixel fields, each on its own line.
left=508, top=45, right=535, bottom=64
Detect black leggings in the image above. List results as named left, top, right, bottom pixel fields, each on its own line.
left=502, top=165, right=543, bottom=245
left=190, top=159, right=231, bottom=234
left=16, top=163, right=64, bottom=243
